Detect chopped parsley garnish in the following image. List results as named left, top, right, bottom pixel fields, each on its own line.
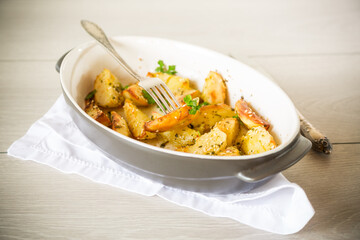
left=183, top=95, right=209, bottom=115
left=166, top=65, right=177, bottom=75
left=142, top=90, right=156, bottom=104
left=85, top=90, right=96, bottom=100
left=155, top=60, right=177, bottom=75
left=142, top=88, right=168, bottom=111
left=122, top=85, right=129, bottom=90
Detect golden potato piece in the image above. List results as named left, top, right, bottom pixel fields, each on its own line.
left=217, top=146, right=241, bottom=156
left=145, top=105, right=198, bottom=132
left=235, top=98, right=270, bottom=130
left=84, top=99, right=111, bottom=127
left=214, top=118, right=239, bottom=146
left=123, top=100, right=157, bottom=140
left=240, top=126, right=276, bottom=155
left=161, top=127, right=200, bottom=147
left=166, top=76, right=192, bottom=96
left=147, top=72, right=196, bottom=96
left=122, top=84, right=150, bottom=107
left=94, top=69, right=124, bottom=108
left=191, top=104, right=235, bottom=134
left=201, top=71, right=226, bottom=104
left=110, top=111, right=132, bottom=137
left=185, top=127, right=227, bottom=155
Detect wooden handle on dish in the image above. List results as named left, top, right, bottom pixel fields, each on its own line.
left=297, top=110, right=332, bottom=154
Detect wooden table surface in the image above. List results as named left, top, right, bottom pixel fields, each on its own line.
left=1, top=0, right=359, bottom=239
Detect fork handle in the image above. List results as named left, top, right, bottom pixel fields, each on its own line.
left=298, top=110, right=332, bottom=154
left=81, top=20, right=142, bottom=81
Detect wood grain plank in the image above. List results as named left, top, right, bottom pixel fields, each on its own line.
left=0, top=0, right=359, bottom=61
left=1, top=143, right=359, bottom=239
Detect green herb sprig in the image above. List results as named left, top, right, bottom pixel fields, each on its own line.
left=142, top=90, right=156, bottom=104
left=155, top=60, right=177, bottom=75
left=183, top=95, right=209, bottom=115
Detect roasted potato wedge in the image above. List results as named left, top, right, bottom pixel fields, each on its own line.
left=84, top=99, right=111, bottom=127
left=122, top=84, right=150, bottom=107
left=217, top=146, right=241, bottom=156
left=240, top=126, right=276, bottom=155
left=214, top=118, right=239, bottom=146
left=185, top=127, right=227, bottom=155
left=145, top=105, right=198, bottom=132
left=191, top=104, right=235, bottom=134
left=110, top=111, right=132, bottom=137
left=94, top=68, right=124, bottom=108
left=123, top=100, right=157, bottom=140
left=201, top=71, right=226, bottom=104
left=235, top=98, right=270, bottom=130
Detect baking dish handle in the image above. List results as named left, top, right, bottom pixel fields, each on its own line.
left=55, top=50, right=71, bottom=73
left=236, top=135, right=312, bottom=183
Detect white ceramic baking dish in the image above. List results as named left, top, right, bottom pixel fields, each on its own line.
left=57, top=36, right=311, bottom=194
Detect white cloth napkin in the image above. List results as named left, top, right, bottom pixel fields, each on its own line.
left=8, top=95, right=314, bottom=235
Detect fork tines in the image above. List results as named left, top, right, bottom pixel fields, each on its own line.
left=139, top=78, right=181, bottom=114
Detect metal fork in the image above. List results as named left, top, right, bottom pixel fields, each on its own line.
left=81, top=20, right=181, bottom=114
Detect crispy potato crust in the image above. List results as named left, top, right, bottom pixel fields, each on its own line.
left=145, top=105, right=198, bottom=132
left=122, top=84, right=149, bottom=107
left=201, top=71, right=226, bottom=104
left=110, top=111, right=132, bottom=137
left=84, top=99, right=111, bottom=127
left=235, top=98, right=270, bottom=130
